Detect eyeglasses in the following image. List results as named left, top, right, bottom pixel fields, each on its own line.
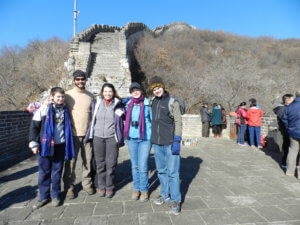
left=74, top=78, right=86, bottom=81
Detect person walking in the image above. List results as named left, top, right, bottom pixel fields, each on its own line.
left=29, top=87, right=75, bottom=209
left=236, top=102, right=248, bottom=146
left=200, top=103, right=211, bottom=137
left=63, top=70, right=95, bottom=199
left=211, top=103, right=222, bottom=138
left=124, top=82, right=152, bottom=202
left=282, top=91, right=300, bottom=178
left=85, top=83, right=125, bottom=198
left=149, top=76, right=182, bottom=215
left=273, top=94, right=294, bottom=167
left=246, top=102, right=264, bottom=148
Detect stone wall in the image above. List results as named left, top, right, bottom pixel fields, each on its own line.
left=0, top=111, right=32, bottom=169
left=182, top=114, right=277, bottom=139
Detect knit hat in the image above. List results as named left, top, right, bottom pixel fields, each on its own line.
left=149, top=76, right=165, bottom=91
left=73, top=70, right=86, bottom=79
left=129, top=82, right=142, bottom=93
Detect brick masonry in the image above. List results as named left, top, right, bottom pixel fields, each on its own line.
left=0, top=111, right=32, bottom=169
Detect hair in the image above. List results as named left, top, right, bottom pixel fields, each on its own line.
left=100, top=83, right=120, bottom=99
left=250, top=102, right=257, bottom=107
left=240, top=102, right=247, bottom=106
left=50, top=87, right=65, bottom=96
left=213, top=103, right=217, bottom=107
left=282, top=94, right=294, bottom=103
left=249, top=98, right=257, bottom=104
left=295, top=91, right=300, bottom=98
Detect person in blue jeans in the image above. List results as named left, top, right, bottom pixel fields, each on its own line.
left=124, top=82, right=152, bottom=202
left=148, top=76, right=182, bottom=216
left=236, top=102, right=248, bottom=146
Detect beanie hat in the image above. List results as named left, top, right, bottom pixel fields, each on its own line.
left=73, top=70, right=86, bottom=79
left=129, top=82, right=142, bottom=93
left=149, top=76, right=165, bottom=91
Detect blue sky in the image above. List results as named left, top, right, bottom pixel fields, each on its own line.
left=1, top=0, right=300, bottom=48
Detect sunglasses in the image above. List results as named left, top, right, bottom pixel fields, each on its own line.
left=74, top=78, right=86, bottom=81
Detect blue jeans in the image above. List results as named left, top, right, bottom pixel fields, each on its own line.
left=248, top=126, right=261, bottom=146
left=237, top=124, right=247, bottom=144
left=127, top=139, right=151, bottom=192
left=153, top=144, right=181, bottom=202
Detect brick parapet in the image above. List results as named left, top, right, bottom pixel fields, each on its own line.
left=0, top=111, right=32, bottom=167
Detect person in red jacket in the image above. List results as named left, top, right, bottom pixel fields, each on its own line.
left=246, top=102, right=264, bottom=148
left=236, top=102, right=248, bottom=146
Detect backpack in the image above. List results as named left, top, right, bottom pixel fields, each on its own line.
left=150, top=95, right=186, bottom=117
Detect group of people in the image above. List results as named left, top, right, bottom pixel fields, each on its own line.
left=236, top=98, right=264, bottom=148
left=28, top=70, right=183, bottom=215
left=200, top=103, right=226, bottom=138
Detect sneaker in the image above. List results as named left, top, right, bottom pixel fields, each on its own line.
left=66, top=189, right=75, bottom=200
left=51, top=198, right=61, bottom=207
left=169, top=201, right=181, bottom=215
left=240, top=143, right=249, bottom=147
left=286, top=172, right=294, bottom=177
left=153, top=195, right=170, bottom=205
left=140, top=192, right=148, bottom=202
left=105, top=190, right=114, bottom=198
left=131, top=190, right=140, bottom=200
left=32, top=198, right=51, bottom=210
left=97, top=189, right=106, bottom=197
left=84, top=187, right=95, bottom=195
left=257, top=145, right=263, bottom=149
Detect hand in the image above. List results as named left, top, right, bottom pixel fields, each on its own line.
left=171, top=136, right=182, bottom=155
left=31, top=147, right=39, bottom=154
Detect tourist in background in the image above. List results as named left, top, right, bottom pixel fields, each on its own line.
left=149, top=76, right=182, bottom=215
left=282, top=91, right=300, bottom=178
left=273, top=94, right=294, bottom=167
left=200, top=103, right=211, bottom=137
left=124, top=82, right=152, bottom=202
left=211, top=103, right=222, bottom=138
left=29, top=87, right=75, bottom=209
left=220, top=104, right=227, bottom=136
left=63, top=70, right=95, bottom=199
left=246, top=101, right=264, bottom=148
left=236, top=102, right=248, bottom=146
left=84, top=83, right=124, bottom=198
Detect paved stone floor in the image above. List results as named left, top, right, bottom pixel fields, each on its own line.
left=1, top=138, right=300, bottom=225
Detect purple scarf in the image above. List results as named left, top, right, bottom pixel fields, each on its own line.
left=124, top=95, right=145, bottom=139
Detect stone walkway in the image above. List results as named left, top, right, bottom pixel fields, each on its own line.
left=1, top=138, right=300, bottom=225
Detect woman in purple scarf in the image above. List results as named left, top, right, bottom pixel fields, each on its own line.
left=124, top=82, right=152, bottom=202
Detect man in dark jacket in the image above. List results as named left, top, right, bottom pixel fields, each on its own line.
left=200, top=103, right=211, bottom=137
left=273, top=94, right=294, bottom=167
left=149, top=76, right=182, bottom=215
left=282, top=91, right=300, bottom=178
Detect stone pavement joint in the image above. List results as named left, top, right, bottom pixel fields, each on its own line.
left=0, top=137, right=300, bottom=225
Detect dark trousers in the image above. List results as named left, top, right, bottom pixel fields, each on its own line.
left=212, top=125, right=221, bottom=135
left=202, top=122, right=210, bottom=137
left=93, top=136, right=119, bottom=191
left=38, top=144, right=65, bottom=201
left=237, top=124, right=247, bottom=144
left=248, top=126, right=261, bottom=147
left=277, top=126, right=290, bottom=165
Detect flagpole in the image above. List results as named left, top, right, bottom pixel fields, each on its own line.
left=73, top=0, right=79, bottom=37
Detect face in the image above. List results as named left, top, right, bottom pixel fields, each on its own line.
left=102, top=87, right=114, bottom=100
left=52, top=92, right=65, bottom=105
left=152, top=87, right=164, bottom=97
left=131, top=88, right=142, bottom=99
left=285, top=97, right=294, bottom=105
left=74, top=77, right=86, bottom=89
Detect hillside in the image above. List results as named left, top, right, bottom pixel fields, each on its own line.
left=133, top=22, right=300, bottom=113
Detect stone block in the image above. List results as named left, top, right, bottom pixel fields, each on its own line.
left=93, top=202, right=123, bottom=215
left=62, top=203, right=96, bottom=218
left=107, top=214, right=139, bottom=225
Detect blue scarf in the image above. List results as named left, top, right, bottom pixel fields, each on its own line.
left=41, top=103, right=75, bottom=160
